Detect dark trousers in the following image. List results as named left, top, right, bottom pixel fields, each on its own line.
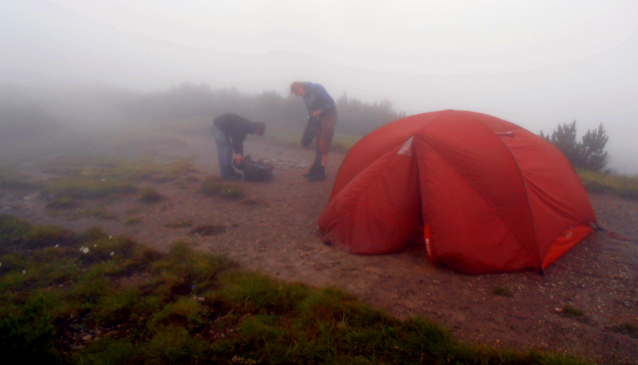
left=211, top=124, right=235, bottom=178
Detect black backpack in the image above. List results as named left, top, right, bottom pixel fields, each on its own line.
left=236, top=155, right=273, bottom=182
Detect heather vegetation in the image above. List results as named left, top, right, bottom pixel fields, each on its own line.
left=0, top=215, right=588, bottom=364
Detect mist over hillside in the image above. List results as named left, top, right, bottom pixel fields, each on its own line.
left=0, top=81, right=635, bottom=174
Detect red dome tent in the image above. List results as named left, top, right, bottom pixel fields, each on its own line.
left=318, top=110, right=597, bottom=274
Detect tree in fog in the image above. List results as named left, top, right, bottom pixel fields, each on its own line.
left=540, top=121, right=608, bottom=172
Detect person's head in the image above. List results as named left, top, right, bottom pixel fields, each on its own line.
left=251, top=121, right=266, bottom=136
left=290, top=81, right=306, bottom=96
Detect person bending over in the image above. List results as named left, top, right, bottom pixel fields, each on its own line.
left=211, top=113, right=265, bottom=180
left=290, top=81, right=338, bottom=182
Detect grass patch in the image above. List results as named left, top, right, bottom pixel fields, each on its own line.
left=167, top=158, right=200, bottom=176
left=38, top=155, right=180, bottom=204
left=201, top=176, right=223, bottom=196
left=492, top=287, right=513, bottom=297
left=43, top=177, right=138, bottom=200
left=0, top=160, right=41, bottom=190
left=201, top=176, right=245, bottom=200
left=220, top=184, right=244, bottom=200
left=578, top=169, right=638, bottom=199
left=139, top=187, right=163, bottom=203
left=67, top=206, right=117, bottom=221
left=0, top=214, right=591, bottom=365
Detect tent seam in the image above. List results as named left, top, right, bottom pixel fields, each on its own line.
left=419, top=115, right=540, bottom=270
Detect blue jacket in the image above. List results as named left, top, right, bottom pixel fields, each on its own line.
left=303, top=83, right=337, bottom=117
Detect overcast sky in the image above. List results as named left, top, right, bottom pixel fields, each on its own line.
left=2, top=0, right=638, bottom=172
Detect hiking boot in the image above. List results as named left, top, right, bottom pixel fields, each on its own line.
left=308, top=167, right=325, bottom=182
left=303, top=164, right=320, bottom=178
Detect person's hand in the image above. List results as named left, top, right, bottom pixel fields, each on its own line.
left=235, top=154, right=243, bottom=165
left=311, top=110, right=322, bottom=117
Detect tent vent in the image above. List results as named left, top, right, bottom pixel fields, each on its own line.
left=397, top=136, right=413, bottom=156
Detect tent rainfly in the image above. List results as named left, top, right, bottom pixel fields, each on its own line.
left=319, top=110, right=597, bottom=274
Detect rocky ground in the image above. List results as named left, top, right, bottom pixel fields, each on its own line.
left=1, top=134, right=636, bottom=364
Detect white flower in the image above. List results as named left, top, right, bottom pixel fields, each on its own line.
left=110, top=252, right=115, bottom=256
left=80, top=247, right=89, bottom=254
left=109, top=236, right=112, bottom=239
left=22, top=270, right=26, bottom=275
left=198, top=297, right=205, bottom=301
left=54, top=244, right=59, bottom=248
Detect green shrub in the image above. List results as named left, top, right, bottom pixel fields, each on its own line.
left=0, top=295, right=56, bottom=361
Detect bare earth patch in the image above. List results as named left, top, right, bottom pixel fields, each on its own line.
left=1, top=134, right=637, bottom=364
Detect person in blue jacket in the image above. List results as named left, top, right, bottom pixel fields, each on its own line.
left=211, top=113, right=265, bottom=180
left=290, top=81, right=338, bottom=181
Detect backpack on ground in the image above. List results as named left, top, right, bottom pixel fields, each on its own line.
left=237, top=155, right=273, bottom=182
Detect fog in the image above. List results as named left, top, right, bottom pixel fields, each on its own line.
left=2, top=0, right=638, bottom=173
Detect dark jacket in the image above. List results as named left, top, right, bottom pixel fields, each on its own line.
left=213, top=113, right=252, bottom=154
left=303, top=83, right=337, bottom=117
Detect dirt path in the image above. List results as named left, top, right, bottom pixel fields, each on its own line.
left=2, top=134, right=637, bottom=364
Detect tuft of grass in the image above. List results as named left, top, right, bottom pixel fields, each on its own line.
left=561, top=306, right=583, bottom=317
left=578, top=169, right=638, bottom=199
left=139, top=187, right=163, bottom=203
left=201, top=176, right=244, bottom=200
left=492, top=286, right=513, bottom=297
left=201, top=176, right=223, bottom=196
left=165, top=219, right=193, bottom=228
left=124, top=217, right=142, bottom=225
left=220, top=184, right=244, bottom=200
left=610, top=322, right=637, bottom=339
